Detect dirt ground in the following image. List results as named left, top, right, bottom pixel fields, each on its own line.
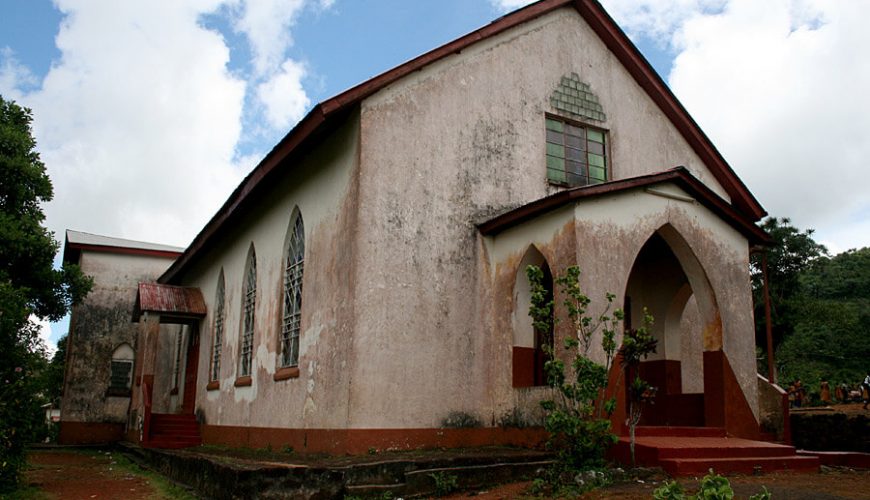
left=22, top=448, right=173, bottom=499
left=446, top=468, right=870, bottom=499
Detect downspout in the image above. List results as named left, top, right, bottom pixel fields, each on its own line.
left=760, top=251, right=776, bottom=384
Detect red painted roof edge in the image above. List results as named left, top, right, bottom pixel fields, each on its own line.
left=573, top=0, right=765, bottom=220
left=160, top=0, right=765, bottom=283
left=477, top=167, right=771, bottom=245
left=132, top=282, right=207, bottom=322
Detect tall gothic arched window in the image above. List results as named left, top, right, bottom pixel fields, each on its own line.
left=239, top=246, right=257, bottom=378
left=280, top=211, right=304, bottom=368
left=210, top=270, right=225, bottom=382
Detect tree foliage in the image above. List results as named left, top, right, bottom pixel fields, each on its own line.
left=750, top=217, right=827, bottom=354
left=0, top=95, right=92, bottom=491
left=753, top=217, right=869, bottom=393
left=528, top=265, right=656, bottom=490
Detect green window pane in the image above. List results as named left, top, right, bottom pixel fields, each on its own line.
left=546, top=119, right=563, bottom=132
left=588, top=129, right=604, bottom=143
left=548, top=168, right=567, bottom=183
left=546, top=143, right=565, bottom=158
left=588, top=141, right=605, bottom=155
left=566, top=134, right=585, bottom=149
left=589, top=166, right=606, bottom=181
left=566, top=147, right=584, bottom=162
left=588, top=153, right=605, bottom=168
left=547, top=155, right=565, bottom=171
left=546, top=129, right=563, bottom=145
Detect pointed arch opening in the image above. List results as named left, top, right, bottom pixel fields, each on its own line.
left=209, top=269, right=226, bottom=384
left=279, top=209, right=305, bottom=370
left=108, top=343, right=134, bottom=397
left=238, top=245, right=257, bottom=380
left=511, top=245, right=554, bottom=388
left=624, top=224, right=722, bottom=426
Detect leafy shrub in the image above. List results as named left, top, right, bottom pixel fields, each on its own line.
left=429, top=471, right=459, bottom=496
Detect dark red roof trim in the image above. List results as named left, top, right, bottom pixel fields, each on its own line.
left=160, top=0, right=765, bottom=283
left=478, top=167, right=771, bottom=245
left=132, top=282, right=207, bottom=322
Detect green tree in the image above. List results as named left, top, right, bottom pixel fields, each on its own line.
left=776, top=247, right=870, bottom=389
left=751, top=217, right=827, bottom=365
left=0, top=95, right=92, bottom=491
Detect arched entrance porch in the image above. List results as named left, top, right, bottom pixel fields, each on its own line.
left=624, top=225, right=723, bottom=427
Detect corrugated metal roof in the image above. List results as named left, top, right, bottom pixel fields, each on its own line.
left=66, top=230, right=184, bottom=253
left=133, top=282, right=207, bottom=322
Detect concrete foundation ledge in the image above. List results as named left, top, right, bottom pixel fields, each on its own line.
left=120, top=442, right=554, bottom=499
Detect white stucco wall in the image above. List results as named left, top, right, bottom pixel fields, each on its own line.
left=182, top=112, right=360, bottom=429
left=347, top=6, right=737, bottom=428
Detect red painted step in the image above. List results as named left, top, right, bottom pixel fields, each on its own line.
left=612, top=427, right=819, bottom=476
left=147, top=413, right=201, bottom=449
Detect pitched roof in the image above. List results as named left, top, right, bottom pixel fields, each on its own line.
left=478, top=167, right=771, bottom=245
left=132, top=282, right=207, bottom=322
left=160, top=0, right=765, bottom=283
left=63, top=229, right=183, bottom=265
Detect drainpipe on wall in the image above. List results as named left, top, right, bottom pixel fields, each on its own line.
left=760, top=251, right=776, bottom=384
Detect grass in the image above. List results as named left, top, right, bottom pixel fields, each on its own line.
left=107, top=451, right=198, bottom=500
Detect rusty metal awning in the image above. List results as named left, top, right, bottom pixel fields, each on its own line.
left=132, top=283, right=207, bottom=322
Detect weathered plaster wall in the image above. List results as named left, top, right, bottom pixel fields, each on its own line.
left=348, top=6, right=733, bottom=428
left=486, top=183, right=757, bottom=422
left=62, top=252, right=176, bottom=424
left=572, top=184, right=757, bottom=416
left=181, top=112, right=360, bottom=430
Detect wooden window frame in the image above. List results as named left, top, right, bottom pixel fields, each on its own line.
left=237, top=247, right=257, bottom=381
left=277, top=211, right=304, bottom=376
left=545, top=114, right=610, bottom=188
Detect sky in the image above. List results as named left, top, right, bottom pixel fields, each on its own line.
left=2, top=0, right=869, bottom=351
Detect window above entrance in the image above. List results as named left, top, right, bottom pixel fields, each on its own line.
left=545, top=116, right=607, bottom=187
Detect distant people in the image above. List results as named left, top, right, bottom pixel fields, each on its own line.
left=820, top=380, right=831, bottom=404
left=863, top=372, right=870, bottom=410
left=788, top=382, right=796, bottom=408
left=835, top=383, right=845, bottom=403
left=794, top=379, right=804, bottom=408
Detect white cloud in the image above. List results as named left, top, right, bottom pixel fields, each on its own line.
left=0, top=47, right=37, bottom=101
left=10, top=0, right=247, bottom=247
left=667, top=0, right=870, bottom=249
left=601, top=0, right=726, bottom=44
left=489, top=0, right=535, bottom=12
left=0, top=0, right=333, bottom=248
left=29, top=315, right=55, bottom=357
left=234, top=0, right=307, bottom=76
left=257, top=59, right=310, bottom=129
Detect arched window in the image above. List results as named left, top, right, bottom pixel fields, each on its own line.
left=239, top=246, right=257, bottom=378
left=107, top=343, right=134, bottom=397
left=210, top=270, right=225, bottom=382
left=511, top=246, right=554, bottom=388
left=280, top=211, right=305, bottom=368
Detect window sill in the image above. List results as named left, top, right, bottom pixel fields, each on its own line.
left=234, top=376, right=252, bottom=387
left=273, top=366, right=300, bottom=381
left=206, top=380, right=220, bottom=391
